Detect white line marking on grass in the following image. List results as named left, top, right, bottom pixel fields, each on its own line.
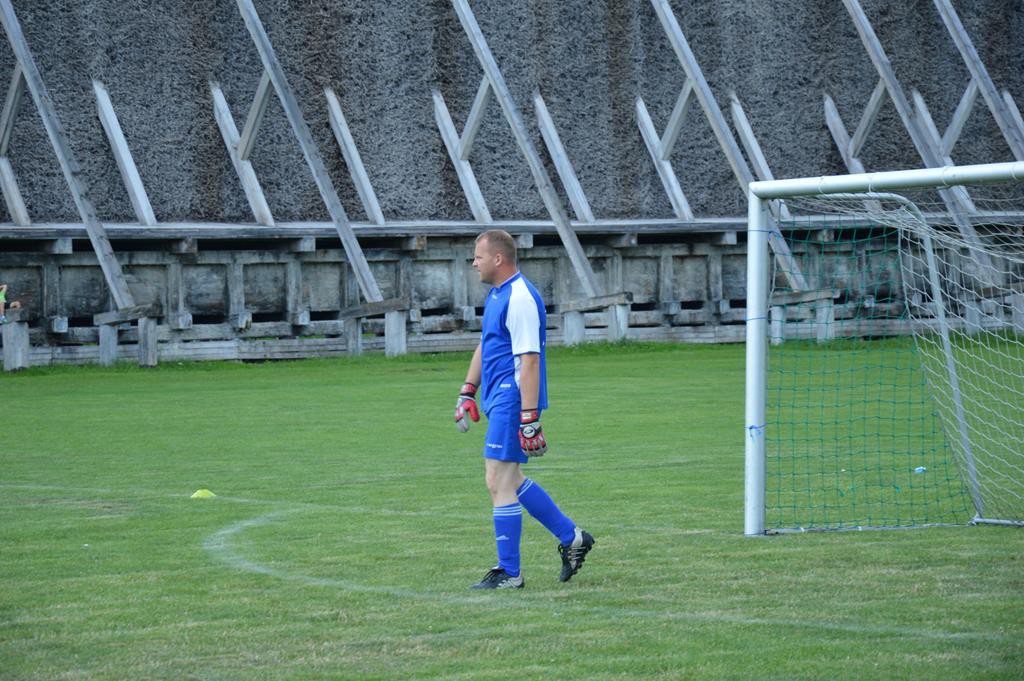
left=205, top=510, right=1009, bottom=644
left=0, top=483, right=115, bottom=493
left=5, top=483, right=1011, bottom=643
left=202, top=510, right=429, bottom=599
left=1, top=485, right=708, bottom=537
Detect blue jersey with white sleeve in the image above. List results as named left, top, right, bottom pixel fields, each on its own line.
left=479, top=272, right=548, bottom=415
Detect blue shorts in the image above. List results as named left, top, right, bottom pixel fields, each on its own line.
left=483, top=402, right=529, bottom=464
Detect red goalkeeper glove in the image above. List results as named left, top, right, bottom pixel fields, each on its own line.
left=519, top=409, right=547, bottom=456
left=454, top=382, right=480, bottom=432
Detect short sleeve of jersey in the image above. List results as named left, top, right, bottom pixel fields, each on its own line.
left=506, top=280, right=541, bottom=356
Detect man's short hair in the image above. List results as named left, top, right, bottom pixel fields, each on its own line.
left=477, top=229, right=517, bottom=264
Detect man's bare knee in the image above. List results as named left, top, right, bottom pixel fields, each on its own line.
left=484, top=460, right=524, bottom=503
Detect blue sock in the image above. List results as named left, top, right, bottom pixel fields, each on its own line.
left=492, top=502, right=522, bottom=577
left=516, top=478, right=577, bottom=545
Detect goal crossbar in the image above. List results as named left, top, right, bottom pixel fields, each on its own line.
left=749, top=161, right=1024, bottom=200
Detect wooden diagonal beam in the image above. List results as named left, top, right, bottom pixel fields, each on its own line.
left=325, top=88, right=385, bottom=225
left=823, top=94, right=899, bottom=215
left=93, top=80, right=157, bottom=226
left=0, top=62, right=23, bottom=155
left=235, top=0, right=382, bottom=303
left=932, top=0, right=1024, bottom=161
left=729, top=93, right=790, bottom=220
left=841, top=0, right=977, bottom=219
left=849, top=78, right=886, bottom=160
left=843, top=0, right=941, bottom=165
left=911, top=90, right=976, bottom=212
left=0, top=62, right=27, bottom=225
left=459, top=78, right=491, bottom=161
left=533, top=92, right=594, bottom=223
left=942, top=79, right=979, bottom=157
left=0, top=155, right=27, bottom=225
left=237, top=70, right=272, bottom=162
left=451, top=0, right=601, bottom=299
left=660, top=79, right=694, bottom=160
left=824, top=96, right=858, bottom=169
left=841, top=0, right=991, bottom=275
left=433, top=89, right=492, bottom=223
left=650, top=0, right=752, bottom=189
left=729, top=94, right=772, bottom=184
left=210, top=82, right=275, bottom=226
left=650, top=0, right=806, bottom=291
left=635, top=96, right=694, bottom=220
left=0, top=0, right=134, bottom=308
left=1003, top=91, right=1024, bottom=140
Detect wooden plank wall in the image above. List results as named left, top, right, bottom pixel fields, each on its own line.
left=0, top=233, right=757, bottom=365
left=1, top=230, right=1013, bottom=368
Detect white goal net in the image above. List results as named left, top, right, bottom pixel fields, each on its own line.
left=745, top=162, right=1024, bottom=534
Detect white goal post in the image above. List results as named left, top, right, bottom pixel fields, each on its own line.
left=745, top=161, right=1024, bottom=536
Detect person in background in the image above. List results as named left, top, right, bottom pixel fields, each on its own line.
left=0, top=283, right=22, bottom=324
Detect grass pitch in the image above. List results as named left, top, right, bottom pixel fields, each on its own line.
left=0, top=343, right=1021, bottom=680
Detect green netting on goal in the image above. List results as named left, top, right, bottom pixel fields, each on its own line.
left=763, top=189, right=1024, bottom=532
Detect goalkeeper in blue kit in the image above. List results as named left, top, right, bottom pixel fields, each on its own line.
left=455, top=229, right=594, bottom=589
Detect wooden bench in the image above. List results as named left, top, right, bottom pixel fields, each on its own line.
left=556, top=292, right=633, bottom=345
left=93, top=304, right=161, bottom=367
left=338, top=297, right=410, bottom=357
left=769, top=289, right=840, bottom=345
